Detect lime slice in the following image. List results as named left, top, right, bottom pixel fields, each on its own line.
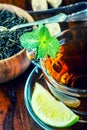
left=31, top=82, right=79, bottom=128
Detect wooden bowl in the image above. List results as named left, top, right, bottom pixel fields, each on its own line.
left=0, top=4, right=34, bottom=83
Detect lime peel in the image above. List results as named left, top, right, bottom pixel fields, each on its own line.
left=31, top=82, right=79, bottom=128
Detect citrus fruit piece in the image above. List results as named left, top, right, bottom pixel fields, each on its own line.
left=45, top=23, right=61, bottom=36
left=31, top=82, right=79, bottom=128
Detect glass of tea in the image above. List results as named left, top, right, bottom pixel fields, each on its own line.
left=41, top=27, right=87, bottom=123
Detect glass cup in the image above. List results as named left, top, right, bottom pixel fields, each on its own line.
left=41, top=27, right=87, bottom=123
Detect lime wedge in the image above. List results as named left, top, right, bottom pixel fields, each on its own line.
left=31, top=82, right=79, bottom=128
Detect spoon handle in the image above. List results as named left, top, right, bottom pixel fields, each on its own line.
left=10, top=9, right=87, bottom=32
left=9, top=13, right=67, bottom=32
left=66, top=9, right=87, bottom=21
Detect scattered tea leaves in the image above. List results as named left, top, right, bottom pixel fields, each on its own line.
left=0, top=9, right=33, bottom=60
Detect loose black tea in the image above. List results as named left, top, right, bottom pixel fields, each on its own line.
left=0, top=9, right=32, bottom=60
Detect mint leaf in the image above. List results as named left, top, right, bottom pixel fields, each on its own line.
left=38, top=24, right=51, bottom=41
left=47, top=37, right=60, bottom=58
left=19, top=25, right=60, bottom=59
left=38, top=42, right=48, bottom=58
left=20, top=31, right=39, bottom=50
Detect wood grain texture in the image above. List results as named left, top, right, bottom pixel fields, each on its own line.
left=0, top=0, right=27, bottom=9
left=0, top=1, right=87, bottom=130
left=0, top=64, right=87, bottom=130
left=0, top=4, right=34, bottom=83
left=0, top=50, right=30, bottom=83
left=0, top=64, right=43, bottom=130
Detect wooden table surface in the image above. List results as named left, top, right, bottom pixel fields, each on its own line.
left=0, top=6, right=87, bottom=128
left=0, top=62, right=87, bottom=130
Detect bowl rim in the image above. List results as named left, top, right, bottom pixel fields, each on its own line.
left=0, top=3, right=34, bottom=62
left=56, top=26, right=87, bottom=38
left=0, top=49, right=25, bottom=62
left=0, top=3, right=34, bottom=22
left=24, top=66, right=56, bottom=130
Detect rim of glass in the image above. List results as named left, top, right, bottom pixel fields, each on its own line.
left=24, top=66, right=55, bottom=130
left=56, top=26, right=87, bottom=38
left=41, top=62, right=87, bottom=94
left=41, top=26, right=87, bottom=93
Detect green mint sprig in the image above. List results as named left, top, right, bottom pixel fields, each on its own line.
left=20, top=25, right=60, bottom=59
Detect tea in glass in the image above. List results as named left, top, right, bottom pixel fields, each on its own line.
left=41, top=27, right=87, bottom=122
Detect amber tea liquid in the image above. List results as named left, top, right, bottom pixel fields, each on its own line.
left=58, top=39, right=87, bottom=122
left=55, top=39, right=87, bottom=90
left=44, top=27, right=87, bottom=122
left=45, top=39, right=87, bottom=122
